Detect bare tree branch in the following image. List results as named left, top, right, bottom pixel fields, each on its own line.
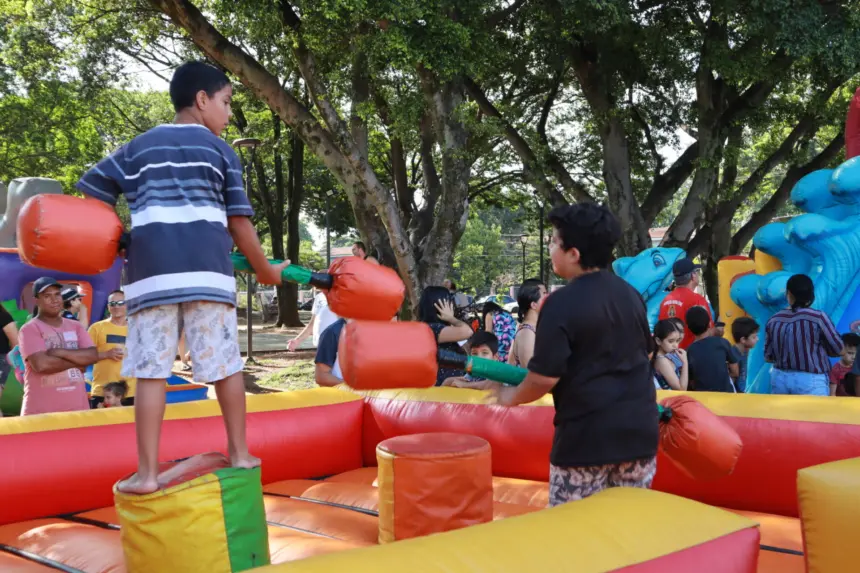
left=730, top=131, right=845, bottom=253
left=464, top=76, right=587, bottom=205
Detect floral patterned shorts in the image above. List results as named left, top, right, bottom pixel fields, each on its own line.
left=122, top=302, right=244, bottom=384
left=549, top=456, right=657, bottom=507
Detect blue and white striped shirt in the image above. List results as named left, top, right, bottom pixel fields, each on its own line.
left=76, top=124, right=254, bottom=315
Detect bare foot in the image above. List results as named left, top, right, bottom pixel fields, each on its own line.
left=116, top=473, right=159, bottom=495
left=230, top=453, right=262, bottom=469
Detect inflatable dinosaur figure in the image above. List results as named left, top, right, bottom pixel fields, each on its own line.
left=0, top=178, right=63, bottom=248
left=613, top=247, right=686, bottom=329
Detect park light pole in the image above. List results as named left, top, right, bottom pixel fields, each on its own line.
left=232, top=137, right=262, bottom=365
left=311, top=189, right=336, bottom=267
left=520, top=234, right=528, bottom=282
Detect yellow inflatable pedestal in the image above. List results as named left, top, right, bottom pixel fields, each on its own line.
left=115, top=452, right=270, bottom=573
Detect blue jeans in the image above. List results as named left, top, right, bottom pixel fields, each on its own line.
left=770, top=368, right=829, bottom=396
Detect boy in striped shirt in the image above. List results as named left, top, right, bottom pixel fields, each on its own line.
left=77, top=61, right=287, bottom=494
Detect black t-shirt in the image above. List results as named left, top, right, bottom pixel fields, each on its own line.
left=0, top=307, right=13, bottom=356
left=429, top=322, right=466, bottom=386
left=687, top=336, right=738, bottom=392
left=528, top=270, right=659, bottom=467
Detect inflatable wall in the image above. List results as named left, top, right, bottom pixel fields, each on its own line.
left=2, top=387, right=860, bottom=572
left=0, top=178, right=123, bottom=415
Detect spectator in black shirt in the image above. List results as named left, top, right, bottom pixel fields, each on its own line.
left=489, top=203, right=659, bottom=506
left=417, top=286, right=473, bottom=386
left=685, top=306, right=738, bottom=392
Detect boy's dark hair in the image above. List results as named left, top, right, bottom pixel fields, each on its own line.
left=109, top=289, right=124, bottom=297
left=417, top=286, right=455, bottom=323
left=517, top=280, right=544, bottom=321
left=844, top=373, right=857, bottom=396
left=731, top=317, right=760, bottom=342
left=468, top=330, right=498, bottom=355
left=786, top=274, right=814, bottom=311
left=685, top=306, right=711, bottom=336
left=547, top=203, right=621, bottom=269
left=842, top=333, right=860, bottom=348
left=169, top=61, right=231, bottom=112
left=104, top=380, right=129, bottom=398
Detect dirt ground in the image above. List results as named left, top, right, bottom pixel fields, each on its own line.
left=171, top=312, right=319, bottom=394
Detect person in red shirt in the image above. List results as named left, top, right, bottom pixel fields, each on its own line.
left=830, top=333, right=859, bottom=395
left=658, top=258, right=712, bottom=349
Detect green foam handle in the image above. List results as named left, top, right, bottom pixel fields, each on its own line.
left=466, top=356, right=528, bottom=386
left=230, top=253, right=331, bottom=288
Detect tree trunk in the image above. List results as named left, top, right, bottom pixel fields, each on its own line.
left=417, top=71, right=472, bottom=287
left=564, top=36, right=649, bottom=255
left=662, top=27, right=726, bottom=250
left=601, top=117, right=651, bottom=255
left=279, top=118, right=304, bottom=326
left=702, top=213, right=732, bottom=314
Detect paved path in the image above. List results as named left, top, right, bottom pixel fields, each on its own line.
left=237, top=331, right=317, bottom=353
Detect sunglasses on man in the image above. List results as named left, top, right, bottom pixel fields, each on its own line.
left=108, top=300, right=126, bottom=307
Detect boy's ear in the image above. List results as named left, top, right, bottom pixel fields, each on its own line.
left=195, top=89, right=208, bottom=109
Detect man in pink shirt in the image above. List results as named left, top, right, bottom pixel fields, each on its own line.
left=18, top=277, right=123, bottom=416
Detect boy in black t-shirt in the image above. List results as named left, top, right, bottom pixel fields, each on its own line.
left=489, top=203, right=658, bottom=506
left=685, top=306, right=738, bottom=392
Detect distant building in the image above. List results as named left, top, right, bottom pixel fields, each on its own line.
left=650, top=227, right=667, bottom=247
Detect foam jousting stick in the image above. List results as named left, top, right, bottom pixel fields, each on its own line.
left=339, top=320, right=743, bottom=481
left=17, top=194, right=405, bottom=321
left=230, top=253, right=405, bottom=321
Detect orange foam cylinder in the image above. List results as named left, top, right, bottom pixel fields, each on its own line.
left=338, top=320, right=438, bottom=390
left=376, top=433, right=493, bottom=543
left=326, top=256, right=405, bottom=321
left=17, top=194, right=123, bottom=275
left=659, top=396, right=743, bottom=481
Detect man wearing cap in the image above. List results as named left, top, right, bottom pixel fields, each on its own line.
left=17, top=278, right=122, bottom=415
left=658, top=259, right=713, bottom=349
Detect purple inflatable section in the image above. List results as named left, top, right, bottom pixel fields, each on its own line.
left=0, top=250, right=123, bottom=319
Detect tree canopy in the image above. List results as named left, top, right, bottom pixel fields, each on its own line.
left=4, top=0, right=860, bottom=310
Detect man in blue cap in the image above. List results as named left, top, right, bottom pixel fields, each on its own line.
left=658, top=258, right=712, bottom=349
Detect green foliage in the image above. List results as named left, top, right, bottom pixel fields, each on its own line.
left=299, top=239, right=326, bottom=271
left=452, top=216, right=506, bottom=294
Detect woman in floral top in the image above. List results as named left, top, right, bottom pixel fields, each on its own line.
left=483, top=300, right=517, bottom=362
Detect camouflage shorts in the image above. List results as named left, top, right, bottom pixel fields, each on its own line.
left=548, top=456, right=657, bottom=507
left=122, top=302, right=244, bottom=384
